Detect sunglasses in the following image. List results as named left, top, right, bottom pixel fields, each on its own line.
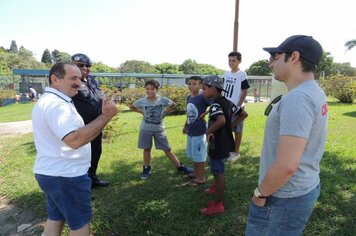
left=76, top=64, right=91, bottom=68
left=264, top=95, right=282, bottom=116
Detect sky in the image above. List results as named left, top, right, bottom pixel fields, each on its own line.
left=1, top=0, right=355, bottom=71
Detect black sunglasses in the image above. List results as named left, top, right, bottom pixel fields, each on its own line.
left=264, top=95, right=282, bottom=116
left=76, top=64, right=91, bottom=68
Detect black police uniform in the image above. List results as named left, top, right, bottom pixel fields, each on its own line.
left=72, top=75, right=104, bottom=179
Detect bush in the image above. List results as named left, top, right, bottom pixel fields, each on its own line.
left=320, top=75, right=356, bottom=103
left=108, top=85, right=189, bottom=115
left=0, top=88, right=16, bottom=106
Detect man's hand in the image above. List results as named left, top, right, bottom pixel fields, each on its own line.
left=251, top=195, right=267, bottom=207
left=102, top=97, right=119, bottom=119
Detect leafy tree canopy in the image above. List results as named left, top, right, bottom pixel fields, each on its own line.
left=119, top=60, right=157, bottom=73
left=41, top=49, right=52, bottom=64
left=246, top=60, right=272, bottom=76
left=9, top=40, right=18, bottom=53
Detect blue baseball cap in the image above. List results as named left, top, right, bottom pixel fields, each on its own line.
left=71, top=53, right=92, bottom=65
left=263, top=35, right=323, bottom=66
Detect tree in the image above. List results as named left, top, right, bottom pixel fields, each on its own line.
left=52, top=50, right=71, bottom=63
left=41, top=49, right=52, bottom=64
left=345, top=39, right=356, bottom=51
left=119, top=60, right=157, bottom=73
left=91, top=62, right=117, bottom=73
left=246, top=60, right=272, bottom=76
left=179, top=59, right=199, bottom=74
left=155, top=63, right=181, bottom=74
left=317, top=51, right=335, bottom=78
left=9, top=40, right=18, bottom=53
left=333, top=62, right=356, bottom=77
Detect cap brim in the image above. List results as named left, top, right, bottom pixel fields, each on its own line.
left=263, top=47, right=285, bottom=53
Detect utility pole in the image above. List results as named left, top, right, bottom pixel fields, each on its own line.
left=233, top=0, right=240, bottom=51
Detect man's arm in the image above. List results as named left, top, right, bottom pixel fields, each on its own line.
left=252, top=135, right=307, bottom=206
left=63, top=98, right=118, bottom=149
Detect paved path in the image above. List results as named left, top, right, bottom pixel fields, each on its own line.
left=0, top=120, right=32, bottom=136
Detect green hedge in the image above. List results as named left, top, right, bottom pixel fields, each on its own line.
left=320, top=75, right=356, bottom=103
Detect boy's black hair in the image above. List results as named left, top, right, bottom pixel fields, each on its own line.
left=228, top=51, right=242, bottom=61
left=144, top=80, right=160, bottom=89
left=186, top=76, right=203, bottom=84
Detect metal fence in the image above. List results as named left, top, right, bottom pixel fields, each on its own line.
left=3, top=70, right=272, bottom=99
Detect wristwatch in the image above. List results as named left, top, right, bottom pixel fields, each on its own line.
left=254, top=187, right=268, bottom=199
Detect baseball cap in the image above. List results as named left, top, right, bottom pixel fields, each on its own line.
left=263, top=35, right=323, bottom=66
left=203, top=76, right=226, bottom=92
left=71, top=53, right=92, bottom=65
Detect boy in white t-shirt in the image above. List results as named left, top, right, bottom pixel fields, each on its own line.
left=223, top=52, right=250, bottom=161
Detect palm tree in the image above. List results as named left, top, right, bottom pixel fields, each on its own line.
left=345, top=39, right=356, bottom=51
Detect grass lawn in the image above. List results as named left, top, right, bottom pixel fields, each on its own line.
left=0, top=101, right=355, bottom=235
left=0, top=103, right=34, bottom=122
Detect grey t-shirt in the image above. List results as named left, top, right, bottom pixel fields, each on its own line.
left=133, top=95, right=173, bottom=132
left=259, top=80, right=328, bottom=198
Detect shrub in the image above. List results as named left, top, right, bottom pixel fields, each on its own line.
left=109, top=85, right=189, bottom=115
left=160, top=86, right=188, bottom=114
left=320, top=75, right=356, bottom=103
left=0, top=88, right=16, bottom=106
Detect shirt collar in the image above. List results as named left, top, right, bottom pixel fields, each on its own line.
left=44, top=87, right=72, bottom=103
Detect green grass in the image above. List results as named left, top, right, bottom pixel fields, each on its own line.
left=0, top=103, right=34, bottom=122
left=0, top=102, right=355, bottom=235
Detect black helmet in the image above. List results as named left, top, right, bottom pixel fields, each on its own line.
left=71, top=53, right=92, bottom=65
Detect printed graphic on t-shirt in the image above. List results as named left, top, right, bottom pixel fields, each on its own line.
left=224, top=77, right=236, bottom=100
left=144, top=105, right=163, bottom=125
left=187, top=103, right=198, bottom=125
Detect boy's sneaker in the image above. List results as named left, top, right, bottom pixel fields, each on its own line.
left=200, top=200, right=225, bottom=216
left=177, top=164, right=193, bottom=175
left=140, top=165, right=151, bottom=180
left=227, top=152, right=240, bottom=162
left=204, top=183, right=216, bottom=195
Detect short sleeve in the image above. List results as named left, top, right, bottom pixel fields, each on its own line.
left=279, top=92, right=315, bottom=139
left=46, top=103, right=81, bottom=140
left=209, top=103, right=224, bottom=120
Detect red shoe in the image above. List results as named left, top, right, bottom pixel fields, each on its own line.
left=204, top=183, right=216, bottom=194
left=200, top=201, right=225, bottom=216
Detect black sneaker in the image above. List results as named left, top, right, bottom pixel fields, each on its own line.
left=177, top=164, right=193, bottom=175
left=140, top=165, right=151, bottom=180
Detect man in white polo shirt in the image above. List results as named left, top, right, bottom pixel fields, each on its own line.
left=32, top=62, right=118, bottom=236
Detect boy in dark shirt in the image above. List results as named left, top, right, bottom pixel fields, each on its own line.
left=200, top=76, right=247, bottom=216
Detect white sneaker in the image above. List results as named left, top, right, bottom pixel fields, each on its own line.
left=227, top=152, right=240, bottom=162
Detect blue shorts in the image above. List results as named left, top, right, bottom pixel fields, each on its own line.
left=210, top=158, right=225, bottom=174
left=35, top=174, right=92, bottom=230
left=246, top=184, right=320, bottom=236
left=138, top=130, right=171, bottom=151
left=186, top=135, right=207, bottom=163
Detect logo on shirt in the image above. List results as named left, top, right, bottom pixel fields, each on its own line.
left=322, top=104, right=328, bottom=116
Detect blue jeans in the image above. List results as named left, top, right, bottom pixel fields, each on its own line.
left=246, top=184, right=320, bottom=236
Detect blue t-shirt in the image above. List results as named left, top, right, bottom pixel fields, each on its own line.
left=186, top=94, right=211, bottom=136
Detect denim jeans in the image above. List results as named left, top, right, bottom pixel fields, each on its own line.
left=246, top=184, right=320, bottom=236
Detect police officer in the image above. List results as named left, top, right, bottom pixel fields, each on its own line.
left=71, top=53, right=110, bottom=188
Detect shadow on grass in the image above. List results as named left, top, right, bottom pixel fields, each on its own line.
left=88, top=144, right=260, bottom=236
left=343, top=111, right=356, bottom=118
left=305, top=151, right=356, bottom=235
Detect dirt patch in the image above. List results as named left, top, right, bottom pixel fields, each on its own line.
left=0, top=120, right=32, bottom=137
left=0, top=196, right=45, bottom=236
